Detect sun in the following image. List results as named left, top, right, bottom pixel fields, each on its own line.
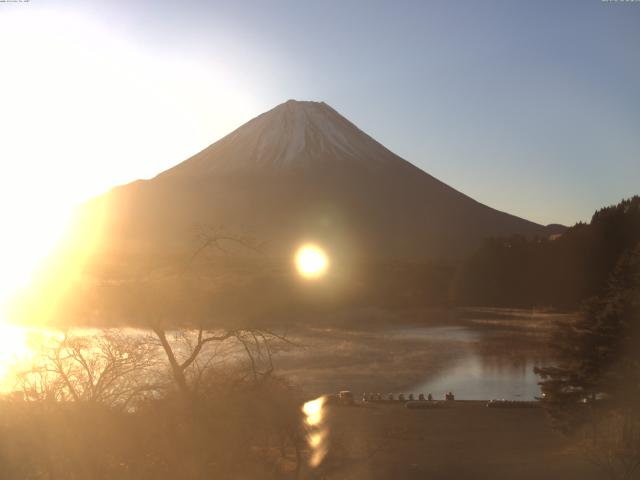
left=295, top=244, right=329, bottom=279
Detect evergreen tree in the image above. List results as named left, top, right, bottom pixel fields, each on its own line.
left=536, top=244, right=640, bottom=478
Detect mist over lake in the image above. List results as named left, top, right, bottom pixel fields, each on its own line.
left=273, top=308, right=565, bottom=401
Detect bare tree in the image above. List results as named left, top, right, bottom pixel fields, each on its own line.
left=147, top=230, right=295, bottom=398
left=151, top=326, right=295, bottom=398
left=151, top=326, right=233, bottom=398
left=17, top=329, right=162, bottom=409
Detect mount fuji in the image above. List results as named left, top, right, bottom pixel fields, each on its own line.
left=94, top=99, right=559, bottom=264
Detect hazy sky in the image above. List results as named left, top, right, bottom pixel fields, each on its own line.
left=1, top=0, right=639, bottom=231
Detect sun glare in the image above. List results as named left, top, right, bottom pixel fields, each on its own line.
left=295, top=244, right=329, bottom=279
left=0, top=7, right=261, bottom=391
left=0, top=325, right=34, bottom=389
left=0, top=8, right=258, bottom=328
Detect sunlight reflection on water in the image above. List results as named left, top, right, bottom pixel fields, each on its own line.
left=413, top=354, right=548, bottom=401
left=395, top=324, right=553, bottom=400
left=302, top=396, right=329, bottom=467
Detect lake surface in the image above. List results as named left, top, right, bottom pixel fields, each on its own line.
left=0, top=309, right=568, bottom=400
left=278, top=310, right=566, bottom=401
left=401, top=325, right=549, bottom=400
left=412, top=347, right=546, bottom=400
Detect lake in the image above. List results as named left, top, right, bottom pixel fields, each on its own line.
left=276, top=309, right=572, bottom=400
left=0, top=308, right=572, bottom=400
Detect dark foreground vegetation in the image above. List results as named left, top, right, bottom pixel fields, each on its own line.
left=0, top=329, right=307, bottom=480
left=536, top=244, right=640, bottom=479
left=313, top=401, right=598, bottom=480
left=0, top=386, right=601, bottom=480
left=0, top=379, right=302, bottom=479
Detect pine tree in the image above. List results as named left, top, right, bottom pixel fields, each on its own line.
left=536, top=244, right=640, bottom=478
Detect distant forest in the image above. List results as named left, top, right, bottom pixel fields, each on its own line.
left=296, top=196, right=640, bottom=314
left=33, top=197, right=640, bottom=327
left=452, top=196, right=640, bottom=309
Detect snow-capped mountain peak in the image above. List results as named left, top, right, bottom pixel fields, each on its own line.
left=163, top=100, right=397, bottom=176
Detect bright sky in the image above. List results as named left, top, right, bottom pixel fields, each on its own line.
left=0, top=0, right=639, bottom=310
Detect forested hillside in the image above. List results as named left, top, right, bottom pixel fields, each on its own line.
left=453, top=196, right=640, bottom=308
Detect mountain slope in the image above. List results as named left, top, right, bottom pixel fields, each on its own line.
left=95, top=100, right=556, bottom=264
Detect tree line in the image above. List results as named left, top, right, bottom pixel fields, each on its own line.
left=453, top=196, right=640, bottom=308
